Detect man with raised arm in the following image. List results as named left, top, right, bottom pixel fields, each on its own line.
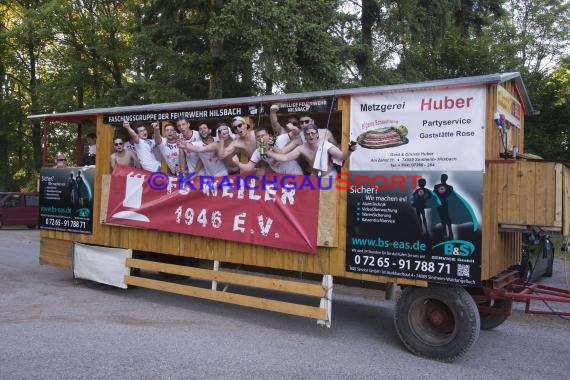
left=269, top=104, right=300, bottom=136
left=153, top=122, right=180, bottom=175
left=121, top=119, right=161, bottom=172
left=218, top=116, right=258, bottom=167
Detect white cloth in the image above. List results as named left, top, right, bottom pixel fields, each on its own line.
left=301, top=131, right=342, bottom=166
left=157, top=139, right=180, bottom=173
left=313, top=140, right=335, bottom=174
left=124, top=141, right=136, bottom=153
left=135, top=138, right=160, bottom=171
left=182, top=132, right=202, bottom=174
left=193, top=141, right=228, bottom=176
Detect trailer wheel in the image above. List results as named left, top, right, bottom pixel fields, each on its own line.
left=479, top=299, right=508, bottom=330
left=394, top=284, right=480, bottom=362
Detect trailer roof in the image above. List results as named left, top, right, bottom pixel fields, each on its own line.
left=28, top=72, right=535, bottom=122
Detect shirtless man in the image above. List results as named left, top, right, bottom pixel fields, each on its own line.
left=267, top=124, right=356, bottom=177
left=121, top=120, right=161, bottom=172
left=110, top=137, right=139, bottom=169
left=220, top=116, right=258, bottom=166
left=272, top=112, right=343, bottom=171
left=278, top=113, right=337, bottom=152
left=153, top=122, right=180, bottom=174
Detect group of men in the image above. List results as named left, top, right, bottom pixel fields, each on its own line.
left=112, top=105, right=356, bottom=178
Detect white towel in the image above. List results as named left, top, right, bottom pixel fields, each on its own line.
left=313, top=141, right=335, bottom=175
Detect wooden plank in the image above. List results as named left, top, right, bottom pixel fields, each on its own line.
left=124, top=276, right=327, bottom=320
left=543, top=162, right=555, bottom=225
left=518, top=162, right=535, bottom=224
left=39, top=238, right=73, bottom=268
left=317, top=178, right=338, bottom=247
left=126, top=258, right=326, bottom=297
left=498, top=223, right=561, bottom=233
left=505, top=163, right=519, bottom=222
left=482, top=163, right=496, bottom=280
left=534, top=162, right=548, bottom=224
left=329, top=96, right=350, bottom=276
left=100, top=174, right=110, bottom=223
left=91, top=114, right=111, bottom=238
left=554, top=163, right=563, bottom=226
left=562, top=167, right=570, bottom=236
left=509, top=161, right=521, bottom=222
left=485, top=85, right=498, bottom=159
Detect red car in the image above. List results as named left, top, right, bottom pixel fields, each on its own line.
left=0, top=192, right=39, bottom=228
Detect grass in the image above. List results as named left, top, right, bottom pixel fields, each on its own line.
left=550, top=235, right=569, bottom=259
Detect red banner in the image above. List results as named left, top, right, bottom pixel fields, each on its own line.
left=106, top=166, right=320, bottom=254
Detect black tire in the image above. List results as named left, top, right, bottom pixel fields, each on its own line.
left=27, top=224, right=37, bottom=229
left=479, top=299, right=508, bottom=330
left=0, top=217, right=3, bottom=229
left=394, top=284, right=480, bottom=362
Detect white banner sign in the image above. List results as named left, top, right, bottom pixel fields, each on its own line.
left=74, top=243, right=132, bottom=289
left=349, top=87, right=486, bottom=171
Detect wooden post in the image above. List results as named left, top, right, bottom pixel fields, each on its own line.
left=212, top=260, right=220, bottom=291
left=317, top=274, right=333, bottom=328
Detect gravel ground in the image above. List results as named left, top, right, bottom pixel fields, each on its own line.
left=1, top=229, right=569, bottom=379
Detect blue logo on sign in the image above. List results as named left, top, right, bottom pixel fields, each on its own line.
left=77, top=208, right=91, bottom=217
left=432, top=240, right=475, bottom=257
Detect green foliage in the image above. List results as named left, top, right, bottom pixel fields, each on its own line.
left=0, top=0, right=568, bottom=189
left=525, top=57, right=570, bottom=160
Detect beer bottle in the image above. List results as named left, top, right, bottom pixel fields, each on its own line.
left=259, top=138, right=267, bottom=159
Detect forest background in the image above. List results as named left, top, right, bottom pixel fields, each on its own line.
left=0, top=0, right=568, bottom=191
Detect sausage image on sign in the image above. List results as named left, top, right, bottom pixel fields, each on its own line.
left=356, top=125, right=409, bottom=149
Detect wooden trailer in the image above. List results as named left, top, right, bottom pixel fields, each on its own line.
left=31, top=72, right=569, bottom=362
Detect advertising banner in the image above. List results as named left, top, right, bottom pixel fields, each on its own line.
left=349, top=87, right=486, bottom=171
left=103, top=97, right=335, bottom=124
left=347, top=87, right=485, bottom=285
left=496, top=85, right=522, bottom=128
left=39, top=167, right=95, bottom=234
left=106, top=166, right=320, bottom=254
left=345, top=171, right=482, bottom=285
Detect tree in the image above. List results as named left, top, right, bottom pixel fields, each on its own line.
left=209, top=0, right=355, bottom=95
left=505, top=0, right=570, bottom=76
left=525, top=57, right=570, bottom=160
left=48, top=0, right=133, bottom=109
left=0, top=0, right=57, bottom=182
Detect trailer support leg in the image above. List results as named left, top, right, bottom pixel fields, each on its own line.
left=212, top=260, right=219, bottom=291
left=317, top=275, right=333, bottom=328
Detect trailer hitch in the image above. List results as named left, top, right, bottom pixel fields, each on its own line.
left=481, top=267, right=570, bottom=317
